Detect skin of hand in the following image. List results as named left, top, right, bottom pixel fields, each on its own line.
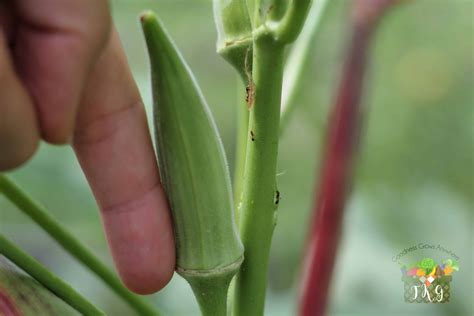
left=0, top=0, right=175, bottom=294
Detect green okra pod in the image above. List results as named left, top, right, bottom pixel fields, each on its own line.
left=213, top=0, right=253, bottom=82
left=140, top=11, right=244, bottom=316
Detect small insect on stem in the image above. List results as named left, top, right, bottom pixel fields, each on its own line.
left=274, top=190, right=281, bottom=205
left=244, top=48, right=255, bottom=110
left=245, top=81, right=255, bottom=109
left=250, top=130, right=255, bottom=141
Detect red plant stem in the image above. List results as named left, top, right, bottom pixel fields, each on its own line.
left=0, top=289, right=22, bottom=316
left=298, top=1, right=397, bottom=315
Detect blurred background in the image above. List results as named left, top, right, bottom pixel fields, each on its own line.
left=1, top=0, right=472, bottom=315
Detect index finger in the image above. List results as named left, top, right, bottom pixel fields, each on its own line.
left=13, top=0, right=110, bottom=143
left=72, top=29, right=175, bottom=294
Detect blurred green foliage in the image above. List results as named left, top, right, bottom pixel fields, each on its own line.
left=0, top=0, right=472, bottom=315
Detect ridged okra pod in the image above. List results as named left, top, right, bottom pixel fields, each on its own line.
left=140, top=12, right=244, bottom=316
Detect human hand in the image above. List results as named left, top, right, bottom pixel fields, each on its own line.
left=0, top=0, right=175, bottom=294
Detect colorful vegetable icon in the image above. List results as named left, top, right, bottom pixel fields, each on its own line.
left=418, top=258, right=436, bottom=274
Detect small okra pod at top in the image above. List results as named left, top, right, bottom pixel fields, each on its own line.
left=213, top=0, right=253, bottom=82
left=140, top=11, right=244, bottom=316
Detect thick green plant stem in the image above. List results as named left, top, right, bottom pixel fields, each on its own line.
left=233, top=79, right=249, bottom=216
left=280, top=0, right=330, bottom=134
left=0, top=233, right=104, bottom=316
left=233, top=36, right=285, bottom=316
left=0, top=175, right=159, bottom=316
